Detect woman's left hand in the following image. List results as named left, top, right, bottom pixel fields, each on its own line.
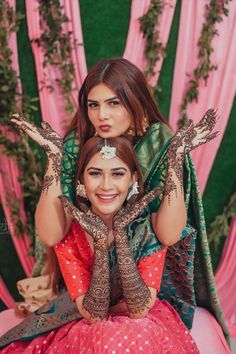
left=113, top=186, right=162, bottom=231
left=170, top=108, right=220, bottom=155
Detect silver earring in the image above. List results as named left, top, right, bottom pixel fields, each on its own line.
left=127, top=181, right=139, bottom=201
left=76, top=181, right=87, bottom=199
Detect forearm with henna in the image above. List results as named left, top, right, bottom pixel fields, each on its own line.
left=114, top=228, right=151, bottom=316
left=35, top=157, right=67, bottom=246
left=42, top=151, right=62, bottom=194
left=164, top=150, right=185, bottom=199
left=164, top=108, right=220, bottom=200
left=82, top=240, right=110, bottom=321
left=151, top=147, right=187, bottom=245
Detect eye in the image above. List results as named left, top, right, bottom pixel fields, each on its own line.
left=109, top=100, right=120, bottom=107
left=112, top=172, right=125, bottom=177
left=88, top=171, right=101, bottom=176
left=87, top=102, right=98, bottom=109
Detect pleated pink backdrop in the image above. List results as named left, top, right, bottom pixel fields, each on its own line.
left=167, top=0, right=236, bottom=338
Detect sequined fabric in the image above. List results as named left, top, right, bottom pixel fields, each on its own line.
left=1, top=222, right=199, bottom=353
left=0, top=300, right=199, bottom=353
left=54, top=222, right=167, bottom=302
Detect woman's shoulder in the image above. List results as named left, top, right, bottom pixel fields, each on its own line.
left=63, top=129, right=80, bottom=154
left=135, top=122, right=173, bottom=157
left=148, top=122, right=173, bottom=140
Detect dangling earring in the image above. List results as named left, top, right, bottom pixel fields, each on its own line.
left=127, top=117, right=149, bottom=137
left=76, top=181, right=87, bottom=199
left=142, top=116, right=149, bottom=134
left=127, top=181, right=139, bottom=201
left=127, top=125, right=135, bottom=136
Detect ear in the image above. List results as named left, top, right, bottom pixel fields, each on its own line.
left=131, top=171, right=138, bottom=185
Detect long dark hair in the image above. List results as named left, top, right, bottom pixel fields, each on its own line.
left=67, top=57, right=167, bottom=147
left=76, top=136, right=144, bottom=207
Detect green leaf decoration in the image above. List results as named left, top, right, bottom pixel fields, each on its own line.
left=177, top=0, right=231, bottom=127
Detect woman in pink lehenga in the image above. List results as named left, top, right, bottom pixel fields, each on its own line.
left=0, top=135, right=200, bottom=353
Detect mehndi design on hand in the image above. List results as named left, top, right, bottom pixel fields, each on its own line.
left=165, top=108, right=220, bottom=198
left=82, top=246, right=110, bottom=321
left=113, top=186, right=162, bottom=230
left=59, top=196, right=108, bottom=249
left=59, top=195, right=110, bottom=320
left=11, top=113, right=63, bottom=193
left=112, top=187, right=162, bottom=315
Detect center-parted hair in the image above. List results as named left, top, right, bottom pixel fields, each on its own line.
left=67, top=57, right=167, bottom=147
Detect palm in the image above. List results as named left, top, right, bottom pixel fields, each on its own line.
left=59, top=196, right=108, bottom=244
left=171, top=108, right=219, bottom=154
left=11, top=113, right=63, bottom=154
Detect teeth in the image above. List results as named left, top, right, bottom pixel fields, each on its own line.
left=98, top=195, right=116, bottom=200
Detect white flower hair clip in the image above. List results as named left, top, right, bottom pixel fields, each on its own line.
left=100, top=140, right=116, bottom=160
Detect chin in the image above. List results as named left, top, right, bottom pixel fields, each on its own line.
left=98, top=206, right=121, bottom=217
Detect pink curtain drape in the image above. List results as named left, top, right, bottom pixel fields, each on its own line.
left=25, top=0, right=87, bottom=137
left=0, top=0, right=35, bottom=308
left=0, top=277, right=15, bottom=309
left=123, top=0, right=176, bottom=84
left=168, top=0, right=236, bottom=338
left=0, top=0, right=35, bottom=275
left=0, top=0, right=88, bottom=309
left=168, top=0, right=236, bottom=193
left=215, top=219, right=236, bottom=337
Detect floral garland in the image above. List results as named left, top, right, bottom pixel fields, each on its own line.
left=208, top=192, right=236, bottom=249
left=178, top=0, right=231, bottom=127
left=139, top=0, right=166, bottom=99
left=0, top=1, right=43, bottom=248
left=34, top=0, right=78, bottom=115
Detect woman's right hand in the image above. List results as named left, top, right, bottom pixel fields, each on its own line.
left=11, top=113, right=63, bottom=156
left=59, top=196, right=108, bottom=249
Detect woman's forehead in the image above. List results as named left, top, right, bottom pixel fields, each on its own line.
left=88, top=83, right=116, bottom=100
left=85, top=152, right=129, bottom=171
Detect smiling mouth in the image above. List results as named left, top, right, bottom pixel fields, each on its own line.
left=96, top=194, right=118, bottom=202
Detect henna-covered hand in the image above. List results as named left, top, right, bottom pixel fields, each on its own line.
left=170, top=108, right=220, bottom=155
left=11, top=113, right=63, bottom=155
left=165, top=108, right=220, bottom=197
left=59, top=196, right=108, bottom=250
left=11, top=113, right=63, bottom=193
left=59, top=195, right=110, bottom=321
left=113, top=186, right=162, bottom=231
left=112, top=188, right=162, bottom=316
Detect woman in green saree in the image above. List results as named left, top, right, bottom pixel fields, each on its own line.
left=0, top=57, right=229, bottom=346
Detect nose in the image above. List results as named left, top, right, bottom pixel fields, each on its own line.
left=99, top=105, right=110, bottom=121
left=100, top=175, right=113, bottom=190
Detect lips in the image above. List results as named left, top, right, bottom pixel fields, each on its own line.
left=96, top=194, right=118, bottom=202
left=99, top=125, right=111, bottom=132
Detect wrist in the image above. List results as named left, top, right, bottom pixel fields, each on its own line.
left=46, top=150, right=63, bottom=160
left=94, top=238, right=108, bottom=251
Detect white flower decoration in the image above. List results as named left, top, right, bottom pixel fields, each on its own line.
left=100, top=145, right=117, bottom=160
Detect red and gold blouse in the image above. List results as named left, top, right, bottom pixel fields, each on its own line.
left=54, top=221, right=167, bottom=301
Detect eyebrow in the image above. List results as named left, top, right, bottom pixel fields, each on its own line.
left=87, top=167, right=128, bottom=172
left=87, top=96, right=119, bottom=103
